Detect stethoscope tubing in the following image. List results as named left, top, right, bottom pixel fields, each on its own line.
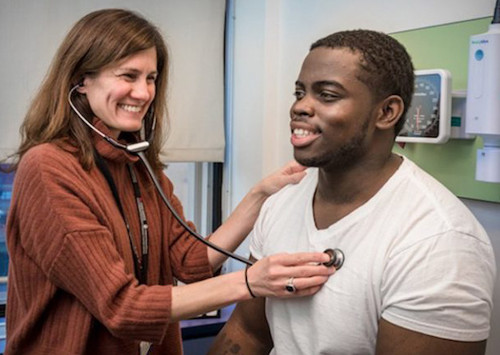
left=68, top=85, right=254, bottom=266
left=68, top=85, right=345, bottom=269
left=135, top=150, right=254, bottom=266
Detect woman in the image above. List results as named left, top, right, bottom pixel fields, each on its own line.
left=4, top=9, right=334, bottom=354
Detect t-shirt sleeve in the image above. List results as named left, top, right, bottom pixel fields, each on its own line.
left=249, top=199, right=270, bottom=261
left=381, top=230, right=496, bottom=341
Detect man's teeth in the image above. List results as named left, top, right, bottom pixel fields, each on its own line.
left=293, top=128, right=313, bottom=137
left=120, top=104, right=142, bottom=112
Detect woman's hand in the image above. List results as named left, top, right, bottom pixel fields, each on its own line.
left=252, top=160, right=307, bottom=197
left=246, top=252, right=336, bottom=298
left=207, top=161, right=307, bottom=270
left=171, top=251, right=335, bottom=321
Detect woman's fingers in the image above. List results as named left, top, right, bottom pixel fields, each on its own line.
left=267, top=251, right=332, bottom=267
left=286, top=275, right=331, bottom=294
left=256, top=160, right=307, bottom=196
left=248, top=252, right=337, bottom=298
left=287, top=264, right=336, bottom=278
left=279, top=160, right=307, bottom=183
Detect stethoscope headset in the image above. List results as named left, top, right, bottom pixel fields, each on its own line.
left=68, top=83, right=345, bottom=269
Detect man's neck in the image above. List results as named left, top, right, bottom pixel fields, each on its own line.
left=312, top=153, right=402, bottom=229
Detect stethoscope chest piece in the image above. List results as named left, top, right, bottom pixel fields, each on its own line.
left=323, top=248, right=345, bottom=270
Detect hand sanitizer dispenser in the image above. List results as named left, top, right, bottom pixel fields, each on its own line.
left=466, top=0, right=500, bottom=183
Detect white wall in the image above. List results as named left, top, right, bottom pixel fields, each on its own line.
left=229, top=0, right=496, bottom=197
left=228, top=0, right=499, bottom=353
left=463, top=198, right=500, bottom=354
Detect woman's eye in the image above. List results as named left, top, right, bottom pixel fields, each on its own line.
left=121, top=73, right=136, bottom=80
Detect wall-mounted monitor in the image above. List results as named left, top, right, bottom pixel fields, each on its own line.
left=396, top=69, right=452, bottom=144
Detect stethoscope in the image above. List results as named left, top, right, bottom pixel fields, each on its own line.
left=68, top=84, right=345, bottom=269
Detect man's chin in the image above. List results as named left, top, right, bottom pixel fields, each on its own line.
left=293, top=154, right=319, bottom=168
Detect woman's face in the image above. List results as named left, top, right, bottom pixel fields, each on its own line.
left=79, top=47, right=158, bottom=138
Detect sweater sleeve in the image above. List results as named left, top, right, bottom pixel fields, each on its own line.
left=10, top=145, right=172, bottom=343
left=50, top=230, right=171, bottom=342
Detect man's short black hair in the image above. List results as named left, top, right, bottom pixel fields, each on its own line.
left=311, top=30, right=415, bottom=135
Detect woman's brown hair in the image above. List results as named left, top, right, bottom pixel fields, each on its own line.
left=9, top=8, right=169, bottom=173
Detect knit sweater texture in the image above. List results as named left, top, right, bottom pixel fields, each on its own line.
left=5, top=122, right=213, bottom=354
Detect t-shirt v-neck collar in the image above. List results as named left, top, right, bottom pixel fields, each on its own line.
left=305, top=159, right=408, bottom=235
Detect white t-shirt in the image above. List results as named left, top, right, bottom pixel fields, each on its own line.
left=250, top=157, right=496, bottom=355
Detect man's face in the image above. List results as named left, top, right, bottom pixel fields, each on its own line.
left=290, top=47, right=379, bottom=170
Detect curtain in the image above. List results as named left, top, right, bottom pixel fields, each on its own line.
left=0, top=0, right=225, bottom=162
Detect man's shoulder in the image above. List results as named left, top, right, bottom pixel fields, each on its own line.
left=395, top=157, right=489, bottom=242
left=264, top=167, right=317, bottom=205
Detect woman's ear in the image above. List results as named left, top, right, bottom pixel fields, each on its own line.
left=76, top=79, right=87, bottom=94
left=376, top=95, right=404, bottom=130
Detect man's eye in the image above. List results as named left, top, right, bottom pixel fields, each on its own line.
left=293, top=90, right=305, bottom=100
left=319, top=92, right=338, bottom=101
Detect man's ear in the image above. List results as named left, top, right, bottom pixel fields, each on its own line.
left=375, top=95, right=404, bottom=130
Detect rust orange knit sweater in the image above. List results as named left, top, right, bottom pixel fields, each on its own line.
left=5, top=123, right=213, bottom=354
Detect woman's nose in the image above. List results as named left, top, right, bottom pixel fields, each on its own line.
left=131, top=80, right=154, bottom=101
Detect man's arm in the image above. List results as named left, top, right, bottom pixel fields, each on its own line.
left=208, top=297, right=272, bottom=355
left=376, top=318, right=487, bottom=355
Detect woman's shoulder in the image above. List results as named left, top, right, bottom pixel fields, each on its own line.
left=18, top=142, right=82, bottom=178
left=23, top=141, right=76, bottom=162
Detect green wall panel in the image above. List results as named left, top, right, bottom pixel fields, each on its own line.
left=390, top=18, right=500, bottom=203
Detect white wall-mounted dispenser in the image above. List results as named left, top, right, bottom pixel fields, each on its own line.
left=466, top=0, right=500, bottom=183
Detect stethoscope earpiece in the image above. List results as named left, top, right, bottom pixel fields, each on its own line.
left=323, top=248, right=345, bottom=270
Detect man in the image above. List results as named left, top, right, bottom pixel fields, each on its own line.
left=209, top=30, right=496, bottom=354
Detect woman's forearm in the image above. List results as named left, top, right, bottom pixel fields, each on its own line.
left=170, top=252, right=333, bottom=322
left=206, top=161, right=307, bottom=270
left=171, top=269, right=249, bottom=321
left=206, top=187, right=267, bottom=269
